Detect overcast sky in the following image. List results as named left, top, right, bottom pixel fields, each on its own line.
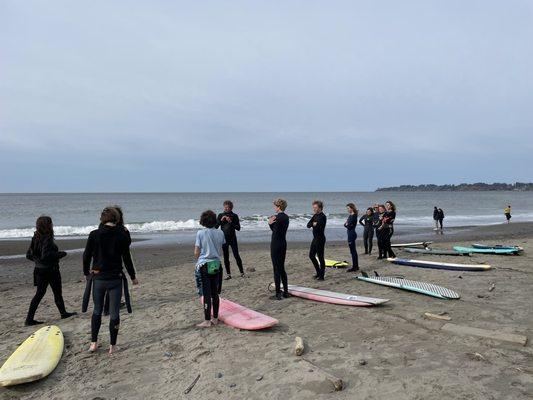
left=1, top=1, right=532, bottom=192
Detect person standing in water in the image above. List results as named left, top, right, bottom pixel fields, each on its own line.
left=216, top=200, right=244, bottom=280
left=83, top=207, right=138, bottom=354
left=194, top=210, right=225, bottom=328
left=269, top=198, right=290, bottom=300
left=25, top=216, right=77, bottom=326
left=437, top=208, right=445, bottom=231
left=307, top=200, right=327, bottom=280
left=345, top=203, right=359, bottom=272
left=359, top=207, right=375, bottom=255
left=433, top=206, right=439, bottom=230
left=504, top=205, right=512, bottom=223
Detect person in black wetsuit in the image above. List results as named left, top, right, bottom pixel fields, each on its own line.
left=385, top=201, right=397, bottom=239
left=345, top=203, right=359, bottom=272
left=433, top=206, right=439, bottom=230
left=359, top=207, right=375, bottom=255
left=307, top=200, right=327, bottom=280
left=83, top=207, right=139, bottom=354
left=268, top=198, right=290, bottom=300
left=216, top=200, right=244, bottom=280
left=437, top=208, right=445, bottom=231
left=376, top=204, right=396, bottom=259
left=25, top=216, right=77, bottom=326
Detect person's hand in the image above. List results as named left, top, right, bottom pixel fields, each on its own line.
left=313, top=222, right=317, bottom=227
left=227, top=217, right=232, bottom=222
left=268, top=216, right=277, bottom=225
left=132, top=278, right=139, bottom=285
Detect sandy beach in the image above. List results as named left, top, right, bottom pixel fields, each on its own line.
left=0, top=223, right=532, bottom=399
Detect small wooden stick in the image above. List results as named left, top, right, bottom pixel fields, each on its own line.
left=184, top=373, right=201, bottom=394
left=294, top=337, right=305, bottom=356
left=301, top=358, right=343, bottom=391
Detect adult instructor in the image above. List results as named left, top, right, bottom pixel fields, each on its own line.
left=307, top=200, right=327, bottom=281
left=216, top=200, right=244, bottom=279
left=268, top=198, right=290, bottom=300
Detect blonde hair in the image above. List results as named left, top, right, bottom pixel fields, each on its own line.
left=273, top=198, right=287, bottom=211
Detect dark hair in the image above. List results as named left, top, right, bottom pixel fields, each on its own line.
left=313, top=200, right=324, bottom=210
left=346, top=203, right=357, bottom=214
left=35, top=215, right=54, bottom=239
left=378, top=204, right=386, bottom=211
left=200, top=210, right=217, bottom=228
left=367, top=207, right=374, bottom=214
left=223, top=200, right=234, bottom=210
left=112, top=205, right=125, bottom=226
left=100, top=207, right=120, bottom=225
left=385, top=200, right=397, bottom=211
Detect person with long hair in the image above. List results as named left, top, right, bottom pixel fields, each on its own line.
left=307, top=200, right=327, bottom=280
left=83, top=207, right=139, bottom=354
left=345, top=203, right=359, bottom=272
left=269, top=198, right=290, bottom=300
left=375, top=204, right=396, bottom=259
left=359, top=207, right=375, bottom=255
left=25, top=216, right=77, bottom=326
left=385, top=201, right=397, bottom=238
left=194, top=210, right=225, bottom=328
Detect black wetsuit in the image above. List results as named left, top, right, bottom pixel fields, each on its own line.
left=376, top=213, right=395, bottom=259
left=216, top=211, right=243, bottom=276
left=359, top=214, right=374, bottom=254
left=345, top=213, right=359, bottom=269
left=83, top=224, right=136, bottom=346
left=25, top=234, right=68, bottom=324
left=307, top=212, right=327, bottom=279
left=270, top=212, right=289, bottom=295
left=437, top=209, right=444, bottom=229
left=387, top=210, right=396, bottom=238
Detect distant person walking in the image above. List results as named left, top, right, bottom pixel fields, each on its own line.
left=216, top=200, right=244, bottom=280
left=437, top=208, right=445, bottom=231
left=25, top=216, right=77, bottom=326
left=433, top=206, right=439, bottom=230
left=307, top=200, right=327, bottom=280
left=359, top=207, right=375, bottom=255
left=345, top=203, right=359, bottom=272
left=269, top=198, right=290, bottom=300
left=194, top=210, right=225, bottom=328
left=504, top=205, right=512, bottom=223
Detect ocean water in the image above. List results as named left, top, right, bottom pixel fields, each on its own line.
left=0, top=192, right=532, bottom=242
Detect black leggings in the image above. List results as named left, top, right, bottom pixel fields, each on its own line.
left=92, top=278, right=122, bottom=345
left=222, top=239, right=243, bottom=275
left=26, top=268, right=67, bottom=322
left=348, top=240, right=359, bottom=269
left=363, top=228, right=374, bottom=254
left=200, top=265, right=220, bottom=321
left=377, top=229, right=395, bottom=258
left=309, top=238, right=326, bottom=278
left=271, top=243, right=288, bottom=294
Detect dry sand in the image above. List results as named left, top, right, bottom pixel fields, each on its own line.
left=0, top=223, right=532, bottom=399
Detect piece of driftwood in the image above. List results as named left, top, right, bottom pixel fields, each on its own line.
left=184, top=373, right=201, bottom=394
left=294, top=337, right=305, bottom=356
left=441, top=323, right=528, bottom=346
left=301, top=358, right=343, bottom=391
left=424, top=312, right=451, bottom=321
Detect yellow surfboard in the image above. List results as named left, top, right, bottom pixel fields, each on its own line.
left=324, top=259, right=349, bottom=268
left=0, top=325, right=64, bottom=387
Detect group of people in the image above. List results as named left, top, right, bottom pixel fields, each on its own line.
left=24, top=198, right=398, bottom=346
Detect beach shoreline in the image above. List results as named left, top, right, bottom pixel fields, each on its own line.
left=0, top=223, right=532, bottom=399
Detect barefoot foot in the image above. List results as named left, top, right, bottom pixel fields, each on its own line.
left=196, top=320, right=212, bottom=328
left=211, top=318, right=219, bottom=325
left=109, top=345, right=118, bottom=355
left=89, top=342, right=98, bottom=352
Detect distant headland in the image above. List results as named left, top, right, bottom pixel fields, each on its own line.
left=375, top=182, right=533, bottom=192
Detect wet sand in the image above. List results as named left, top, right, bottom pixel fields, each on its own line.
left=0, top=223, right=532, bottom=399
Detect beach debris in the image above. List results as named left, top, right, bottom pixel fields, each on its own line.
left=184, top=373, right=201, bottom=394
left=359, top=359, right=367, bottom=366
left=215, top=372, right=223, bottom=378
left=229, top=383, right=237, bottom=388
left=441, top=323, right=528, bottom=346
left=246, top=267, right=256, bottom=272
left=424, top=312, right=451, bottom=321
left=477, top=294, right=486, bottom=298
left=466, top=352, right=485, bottom=361
left=488, top=283, right=495, bottom=292
left=300, top=359, right=344, bottom=391
left=163, top=351, right=173, bottom=358
left=294, top=336, right=305, bottom=356
left=336, top=343, right=345, bottom=349
left=256, top=375, right=263, bottom=381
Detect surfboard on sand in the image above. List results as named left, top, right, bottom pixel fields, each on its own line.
left=453, top=246, right=519, bottom=255
left=281, top=284, right=389, bottom=306
left=403, top=247, right=471, bottom=256
left=356, top=273, right=460, bottom=299
left=323, top=259, right=349, bottom=268
left=0, top=325, right=64, bottom=387
left=388, top=258, right=491, bottom=271
left=471, top=243, right=524, bottom=252
left=391, top=241, right=433, bottom=248
left=216, top=298, right=278, bottom=330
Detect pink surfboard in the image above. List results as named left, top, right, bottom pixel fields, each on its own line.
left=215, top=298, right=278, bottom=330
left=286, top=284, right=389, bottom=306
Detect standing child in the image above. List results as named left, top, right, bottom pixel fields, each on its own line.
left=345, top=203, right=359, bottom=272
left=269, top=198, right=290, bottom=300
left=216, top=200, right=244, bottom=280
left=359, top=207, right=375, bottom=255
left=504, top=205, right=512, bottom=223
left=194, top=210, right=225, bottom=328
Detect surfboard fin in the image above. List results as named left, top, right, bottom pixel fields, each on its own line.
left=361, top=271, right=369, bottom=278
left=373, top=271, right=380, bottom=277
